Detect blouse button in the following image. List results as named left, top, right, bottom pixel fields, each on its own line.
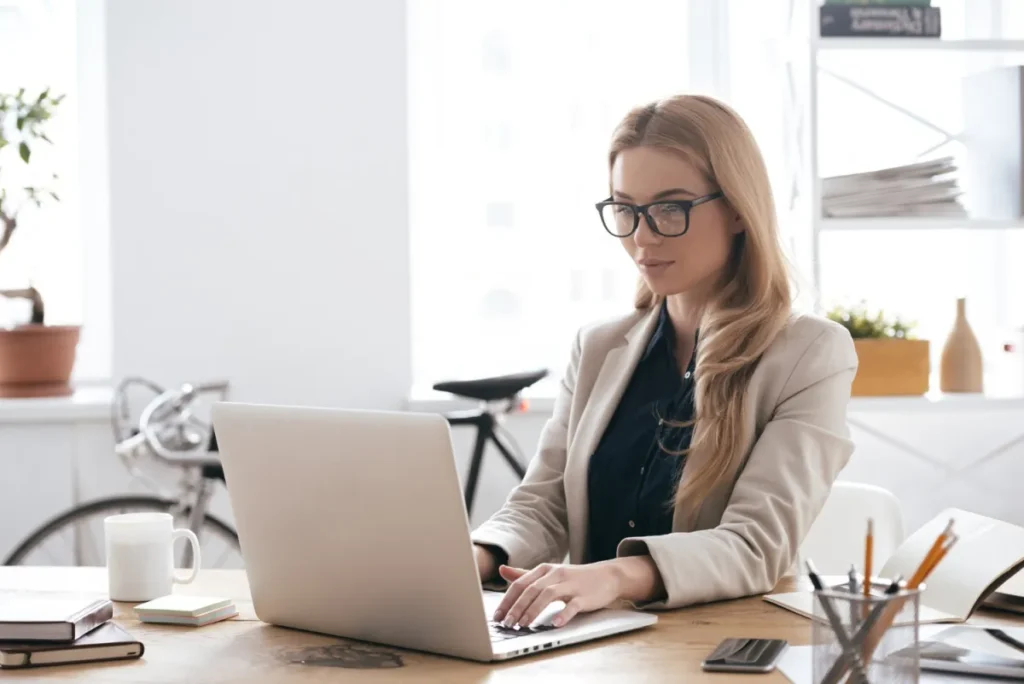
left=628, top=520, right=635, bottom=529
left=684, top=371, right=692, bottom=379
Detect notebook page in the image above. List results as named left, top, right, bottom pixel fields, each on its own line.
left=881, top=508, right=1024, bottom=621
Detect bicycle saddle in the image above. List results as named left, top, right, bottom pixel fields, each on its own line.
left=432, top=369, right=548, bottom=402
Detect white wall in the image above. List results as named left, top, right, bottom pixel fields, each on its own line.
left=105, top=0, right=411, bottom=410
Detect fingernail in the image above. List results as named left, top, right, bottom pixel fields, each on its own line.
left=502, top=616, right=514, bottom=628
left=493, top=610, right=504, bottom=621
left=553, top=616, right=564, bottom=627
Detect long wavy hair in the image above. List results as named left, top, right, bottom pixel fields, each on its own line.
left=609, top=94, right=793, bottom=521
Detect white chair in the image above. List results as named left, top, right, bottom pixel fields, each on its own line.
left=795, top=481, right=906, bottom=577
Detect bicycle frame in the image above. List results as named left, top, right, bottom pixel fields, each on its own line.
left=112, top=380, right=230, bottom=567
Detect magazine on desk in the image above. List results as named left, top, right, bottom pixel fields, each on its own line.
left=766, top=508, right=1024, bottom=625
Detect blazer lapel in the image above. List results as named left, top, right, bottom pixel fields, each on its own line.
left=564, top=306, right=661, bottom=564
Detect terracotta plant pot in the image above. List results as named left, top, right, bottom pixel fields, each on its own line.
left=851, top=338, right=930, bottom=397
left=0, top=324, right=81, bottom=398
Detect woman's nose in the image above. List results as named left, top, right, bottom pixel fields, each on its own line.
left=633, top=213, right=661, bottom=248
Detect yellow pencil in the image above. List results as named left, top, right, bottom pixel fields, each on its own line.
left=864, top=518, right=873, bottom=597
left=909, top=518, right=954, bottom=588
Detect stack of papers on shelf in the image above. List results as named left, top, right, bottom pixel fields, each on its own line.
left=822, top=156, right=967, bottom=218
left=133, top=595, right=237, bottom=627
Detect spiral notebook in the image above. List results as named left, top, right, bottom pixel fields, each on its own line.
left=765, top=508, right=1024, bottom=625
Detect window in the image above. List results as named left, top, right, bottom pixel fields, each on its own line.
left=409, top=0, right=1024, bottom=397
left=0, top=0, right=106, bottom=381
left=408, top=0, right=691, bottom=394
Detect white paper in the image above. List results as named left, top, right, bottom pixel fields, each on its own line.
left=777, top=645, right=969, bottom=684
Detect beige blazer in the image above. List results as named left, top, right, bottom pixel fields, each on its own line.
left=470, top=305, right=858, bottom=610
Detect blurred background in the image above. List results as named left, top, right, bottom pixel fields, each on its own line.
left=1, top=0, right=1023, bottom=571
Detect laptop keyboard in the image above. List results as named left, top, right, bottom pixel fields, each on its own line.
left=488, top=621, right=557, bottom=642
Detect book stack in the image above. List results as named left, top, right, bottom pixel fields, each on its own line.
left=821, top=156, right=967, bottom=218
left=820, top=0, right=941, bottom=38
left=0, top=594, right=144, bottom=670
left=134, top=595, right=238, bottom=626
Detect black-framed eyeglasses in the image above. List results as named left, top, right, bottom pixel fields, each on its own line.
left=595, top=191, right=725, bottom=238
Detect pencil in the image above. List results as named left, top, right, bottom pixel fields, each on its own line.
left=864, top=518, right=873, bottom=597
left=908, top=518, right=954, bottom=588
left=858, top=526, right=961, bottom=677
left=915, top=533, right=958, bottom=588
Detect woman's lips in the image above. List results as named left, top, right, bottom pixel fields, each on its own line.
left=638, top=257, right=675, bottom=275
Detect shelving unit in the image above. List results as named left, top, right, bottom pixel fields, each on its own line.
left=813, top=37, right=1024, bottom=51
left=819, top=217, right=1024, bottom=231
left=801, top=4, right=1024, bottom=311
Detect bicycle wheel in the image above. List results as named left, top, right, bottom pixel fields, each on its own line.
left=3, top=495, right=243, bottom=569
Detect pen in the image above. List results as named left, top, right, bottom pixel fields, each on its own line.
left=848, top=564, right=858, bottom=630
left=859, top=531, right=960, bottom=674
left=821, top=575, right=904, bottom=684
left=806, top=560, right=870, bottom=684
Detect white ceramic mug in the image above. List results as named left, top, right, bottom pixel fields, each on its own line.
left=104, top=512, right=201, bottom=602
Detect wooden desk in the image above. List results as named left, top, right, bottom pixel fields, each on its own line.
left=2, top=568, right=809, bottom=682
left=2, top=568, right=1016, bottom=683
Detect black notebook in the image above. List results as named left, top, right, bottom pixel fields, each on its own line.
left=0, top=622, right=144, bottom=669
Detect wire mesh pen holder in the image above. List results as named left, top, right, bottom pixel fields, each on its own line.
left=811, top=582, right=922, bottom=684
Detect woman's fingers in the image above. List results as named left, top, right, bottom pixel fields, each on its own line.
left=552, top=597, right=584, bottom=627
left=498, top=565, right=527, bottom=582
left=516, top=584, right=569, bottom=628
left=493, top=564, right=548, bottom=621
left=502, top=570, right=560, bottom=627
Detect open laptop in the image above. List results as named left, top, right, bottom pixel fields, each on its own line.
left=210, top=402, right=657, bottom=662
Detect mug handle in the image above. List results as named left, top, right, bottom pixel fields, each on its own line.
left=171, top=528, right=201, bottom=585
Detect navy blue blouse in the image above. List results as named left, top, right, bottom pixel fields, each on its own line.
left=584, top=304, right=697, bottom=564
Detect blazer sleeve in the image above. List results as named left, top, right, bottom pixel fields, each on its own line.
left=468, top=329, right=580, bottom=570
left=616, top=324, right=858, bottom=610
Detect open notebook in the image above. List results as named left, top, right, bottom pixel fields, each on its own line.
left=765, top=508, right=1024, bottom=625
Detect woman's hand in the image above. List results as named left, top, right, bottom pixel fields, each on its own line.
left=490, top=561, right=614, bottom=629
left=493, top=556, right=665, bottom=628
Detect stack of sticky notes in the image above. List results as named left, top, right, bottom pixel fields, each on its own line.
left=133, top=596, right=237, bottom=627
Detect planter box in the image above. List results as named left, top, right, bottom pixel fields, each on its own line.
left=851, top=339, right=930, bottom=397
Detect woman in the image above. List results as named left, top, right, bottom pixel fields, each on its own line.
left=469, top=94, right=858, bottom=630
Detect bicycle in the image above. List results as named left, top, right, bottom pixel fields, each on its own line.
left=432, top=368, right=548, bottom=517
left=2, top=377, right=243, bottom=568
left=3, top=367, right=548, bottom=566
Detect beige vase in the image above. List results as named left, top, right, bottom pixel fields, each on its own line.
left=939, top=298, right=983, bottom=393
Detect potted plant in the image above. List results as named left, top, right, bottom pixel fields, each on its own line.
left=0, top=87, right=77, bottom=398
left=826, top=301, right=930, bottom=397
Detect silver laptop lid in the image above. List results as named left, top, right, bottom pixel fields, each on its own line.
left=211, top=402, right=494, bottom=661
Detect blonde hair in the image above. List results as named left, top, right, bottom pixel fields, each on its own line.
left=608, top=94, right=792, bottom=523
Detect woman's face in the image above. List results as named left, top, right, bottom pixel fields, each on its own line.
left=610, top=146, right=740, bottom=299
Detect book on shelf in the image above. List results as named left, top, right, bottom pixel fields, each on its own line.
left=765, top=508, right=1024, bottom=625
left=0, top=594, right=113, bottom=642
left=0, top=622, right=144, bottom=670
left=820, top=4, right=941, bottom=37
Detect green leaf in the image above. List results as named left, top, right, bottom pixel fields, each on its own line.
left=19, top=141, right=29, bottom=163
left=36, top=87, right=49, bottom=103
left=49, top=191, right=59, bottom=202
left=0, top=138, right=7, bottom=151
left=39, top=132, right=52, bottom=144
left=16, top=116, right=24, bottom=131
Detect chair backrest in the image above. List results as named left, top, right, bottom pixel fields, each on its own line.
left=795, top=481, right=906, bottom=577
